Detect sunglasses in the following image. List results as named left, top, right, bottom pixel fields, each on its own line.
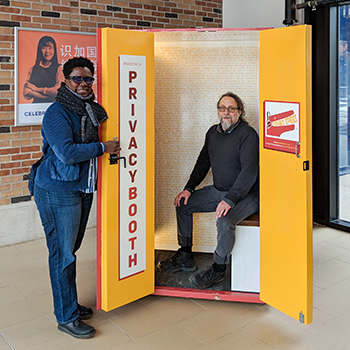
left=68, top=76, right=95, bottom=85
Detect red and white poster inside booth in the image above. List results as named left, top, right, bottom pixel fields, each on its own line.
left=263, top=100, right=300, bottom=154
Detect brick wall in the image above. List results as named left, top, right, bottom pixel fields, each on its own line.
left=0, top=0, right=222, bottom=207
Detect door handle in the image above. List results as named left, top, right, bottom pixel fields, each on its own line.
left=109, top=154, right=126, bottom=167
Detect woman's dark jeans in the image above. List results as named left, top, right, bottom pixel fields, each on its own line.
left=34, top=184, right=93, bottom=324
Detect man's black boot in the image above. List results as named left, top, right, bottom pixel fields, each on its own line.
left=189, top=264, right=226, bottom=289
left=157, top=248, right=196, bottom=272
left=57, top=318, right=96, bottom=339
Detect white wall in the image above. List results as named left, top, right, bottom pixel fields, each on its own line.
left=223, top=0, right=285, bottom=29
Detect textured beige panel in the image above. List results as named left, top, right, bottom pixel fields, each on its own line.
left=154, top=30, right=259, bottom=251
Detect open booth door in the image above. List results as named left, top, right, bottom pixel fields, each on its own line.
left=259, top=25, right=313, bottom=324
left=96, top=28, right=155, bottom=311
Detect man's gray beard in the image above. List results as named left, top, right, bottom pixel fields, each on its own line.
left=221, top=120, right=232, bottom=130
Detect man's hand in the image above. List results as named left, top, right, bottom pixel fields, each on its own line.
left=216, top=200, right=231, bottom=218
left=174, top=190, right=191, bottom=207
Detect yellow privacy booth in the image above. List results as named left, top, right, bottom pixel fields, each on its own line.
left=96, top=26, right=313, bottom=324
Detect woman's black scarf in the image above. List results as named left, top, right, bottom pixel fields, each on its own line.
left=55, top=82, right=108, bottom=143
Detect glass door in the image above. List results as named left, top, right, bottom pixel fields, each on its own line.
left=304, top=0, right=350, bottom=232
left=338, top=5, right=350, bottom=223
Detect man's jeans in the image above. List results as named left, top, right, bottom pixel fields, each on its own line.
left=176, top=185, right=259, bottom=265
left=34, top=184, right=93, bottom=324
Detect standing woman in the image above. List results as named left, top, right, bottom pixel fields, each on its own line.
left=23, top=36, right=64, bottom=103
left=34, top=57, right=120, bottom=339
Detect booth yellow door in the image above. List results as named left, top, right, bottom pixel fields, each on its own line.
left=96, top=27, right=313, bottom=324
left=96, top=28, right=155, bottom=312
left=259, top=25, right=313, bottom=325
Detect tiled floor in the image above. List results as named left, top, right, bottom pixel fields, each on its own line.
left=1, top=224, right=350, bottom=349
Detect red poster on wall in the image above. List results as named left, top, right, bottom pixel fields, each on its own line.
left=15, top=28, right=96, bottom=126
left=263, top=100, right=300, bottom=155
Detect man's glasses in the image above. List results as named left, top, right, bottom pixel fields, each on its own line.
left=218, top=106, right=239, bottom=113
left=69, top=76, right=95, bottom=85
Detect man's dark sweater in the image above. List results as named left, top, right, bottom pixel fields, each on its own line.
left=185, top=121, right=259, bottom=207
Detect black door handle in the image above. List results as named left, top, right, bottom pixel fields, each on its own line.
left=109, top=154, right=126, bottom=168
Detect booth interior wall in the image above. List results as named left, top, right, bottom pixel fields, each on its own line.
left=153, top=30, right=260, bottom=251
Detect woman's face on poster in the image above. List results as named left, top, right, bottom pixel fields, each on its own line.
left=41, top=41, right=54, bottom=62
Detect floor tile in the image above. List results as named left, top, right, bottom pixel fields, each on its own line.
left=328, top=233, right=350, bottom=250
left=313, top=284, right=322, bottom=294
left=15, top=275, right=51, bottom=299
left=313, top=258, right=350, bottom=289
left=337, top=250, right=350, bottom=264
left=0, top=333, right=11, bottom=350
left=177, top=302, right=267, bottom=344
left=92, top=300, right=147, bottom=326
left=0, top=263, right=48, bottom=289
left=313, top=225, right=344, bottom=244
left=310, top=311, right=350, bottom=349
left=202, top=327, right=251, bottom=348
left=313, top=279, right=350, bottom=317
left=243, top=318, right=301, bottom=348
left=313, top=241, right=350, bottom=266
left=77, top=247, right=96, bottom=265
left=14, top=238, right=47, bottom=254
left=281, top=333, right=344, bottom=350
left=0, top=293, right=53, bottom=329
left=0, top=245, right=21, bottom=258
left=11, top=239, right=49, bottom=268
left=0, top=284, right=27, bottom=307
left=1, top=249, right=47, bottom=270
left=205, top=332, right=275, bottom=350
left=71, top=320, right=132, bottom=350
left=76, top=264, right=96, bottom=285
left=138, top=294, right=164, bottom=306
left=1, top=316, right=60, bottom=350
left=110, top=297, right=205, bottom=339
left=17, top=319, right=132, bottom=350
left=113, top=325, right=204, bottom=350
left=77, top=278, right=97, bottom=305
left=262, top=304, right=336, bottom=337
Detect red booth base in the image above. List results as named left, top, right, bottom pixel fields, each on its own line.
left=153, top=286, right=265, bottom=304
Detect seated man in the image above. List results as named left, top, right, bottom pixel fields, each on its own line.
left=158, top=92, right=259, bottom=289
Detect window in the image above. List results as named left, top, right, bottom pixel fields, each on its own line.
left=338, top=4, right=350, bottom=222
